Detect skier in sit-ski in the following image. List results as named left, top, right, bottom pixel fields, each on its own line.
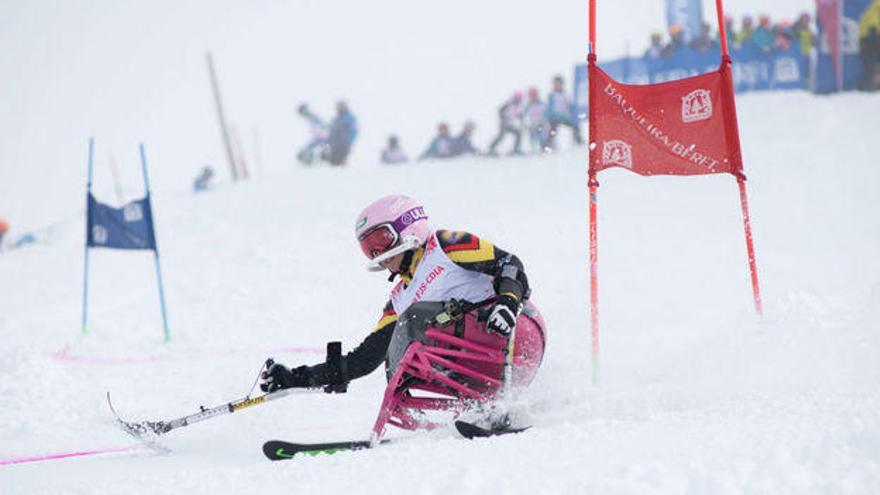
left=260, top=195, right=546, bottom=435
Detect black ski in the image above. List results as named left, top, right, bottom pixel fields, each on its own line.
left=262, top=438, right=391, bottom=460
left=454, top=420, right=530, bottom=439
left=263, top=419, right=530, bottom=460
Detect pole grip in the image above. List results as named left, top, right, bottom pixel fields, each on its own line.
left=324, top=341, right=348, bottom=393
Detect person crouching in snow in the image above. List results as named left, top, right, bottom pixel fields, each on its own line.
left=0, top=218, right=8, bottom=250
left=260, top=195, right=546, bottom=437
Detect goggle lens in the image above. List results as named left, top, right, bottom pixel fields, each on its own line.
left=358, top=224, right=398, bottom=259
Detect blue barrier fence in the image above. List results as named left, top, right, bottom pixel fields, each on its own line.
left=574, top=45, right=810, bottom=117
left=815, top=0, right=874, bottom=93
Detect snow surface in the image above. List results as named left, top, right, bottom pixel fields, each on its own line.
left=2, top=1, right=879, bottom=494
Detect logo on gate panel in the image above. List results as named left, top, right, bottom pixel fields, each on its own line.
left=92, top=225, right=108, bottom=244
left=123, top=203, right=143, bottom=222
left=602, top=140, right=633, bottom=169
left=681, top=89, right=712, bottom=123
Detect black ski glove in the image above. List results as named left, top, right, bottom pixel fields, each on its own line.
left=487, top=293, right=521, bottom=336
left=260, top=361, right=313, bottom=392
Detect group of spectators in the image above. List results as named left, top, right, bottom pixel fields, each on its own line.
left=292, top=8, right=879, bottom=168
left=862, top=0, right=880, bottom=91
left=380, top=74, right=583, bottom=165
left=644, top=13, right=816, bottom=59
left=640, top=6, right=880, bottom=91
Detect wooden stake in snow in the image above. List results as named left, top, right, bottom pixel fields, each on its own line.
left=206, top=52, right=238, bottom=182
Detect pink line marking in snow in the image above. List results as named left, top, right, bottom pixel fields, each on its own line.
left=51, top=344, right=324, bottom=366
left=276, top=347, right=324, bottom=354
left=52, top=344, right=174, bottom=365
left=0, top=446, right=142, bottom=466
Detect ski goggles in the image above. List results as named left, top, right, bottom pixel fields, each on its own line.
left=358, top=223, right=399, bottom=259
left=357, top=206, right=427, bottom=260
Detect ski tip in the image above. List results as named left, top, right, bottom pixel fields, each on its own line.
left=106, top=391, right=121, bottom=419
left=262, top=439, right=380, bottom=461
left=454, top=420, right=531, bottom=439
left=262, top=441, right=288, bottom=460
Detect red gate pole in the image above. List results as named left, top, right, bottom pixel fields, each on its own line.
left=715, top=0, right=729, bottom=57
left=588, top=0, right=600, bottom=385
left=716, top=0, right=764, bottom=316
left=588, top=174, right=600, bottom=384
left=737, top=178, right=763, bottom=315
left=589, top=0, right=596, bottom=54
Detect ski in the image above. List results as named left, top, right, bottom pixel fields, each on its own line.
left=262, top=438, right=392, bottom=460
left=454, top=420, right=530, bottom=439
left=106, top=392, right=171, bottom=453
left=263, top=421, right=530, bottom=461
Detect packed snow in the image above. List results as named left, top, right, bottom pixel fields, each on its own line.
left=2, top=1, right=879, bottom=494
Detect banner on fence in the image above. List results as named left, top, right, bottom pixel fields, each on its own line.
left=815, top=0, right=876, bottom=92
left=575, top=44, right=808, bottom=117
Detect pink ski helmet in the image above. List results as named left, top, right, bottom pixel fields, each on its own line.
left=355, top=195, right=431, bottom=271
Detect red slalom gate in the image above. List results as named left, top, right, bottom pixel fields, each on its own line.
left=587, top=0, right=763, bottom=385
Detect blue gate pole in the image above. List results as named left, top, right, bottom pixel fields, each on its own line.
left=82, top=138, right=94, bottom=335
left=139, top=143, right=171, bottom=342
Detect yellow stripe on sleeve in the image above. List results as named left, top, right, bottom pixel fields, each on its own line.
left=446, top=238, right=495, bottom=264
left=373, top=313, right=399, bottom=333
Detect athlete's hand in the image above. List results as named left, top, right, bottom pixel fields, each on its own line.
left=487, top=294, right=521, bottom=336
left=260, top=360, right=313, bottom=392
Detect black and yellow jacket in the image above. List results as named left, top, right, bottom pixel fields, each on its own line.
left=305, top=230, right=529, bottom=386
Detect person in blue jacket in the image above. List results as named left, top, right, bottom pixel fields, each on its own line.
left=419, top=123, right=456, bottom=160
left=192, top=165, right=215, bottom=192
left=543, top=75, right=582, bottom=151
left=752, top=15, right=775, bottom=52
left=327, top=101, right=358, bottom=166
left=451, top=121, right=480, bottom=157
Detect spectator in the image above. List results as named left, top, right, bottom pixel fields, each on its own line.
left=773, top=21, right=794, bottom=52
left=487, top=92, right=524, bottom=156
left=690, top=23, right=716, bottom=53
left=792, top=12, right=815, bottom=55
left=0, top=218, right=8, bottom=249
left=544, top=75, right=582, bottom=151
left=662, top=24, right=685, bottom=57
left=752, top=15, right=775, bottom=52
left=736, top=16, right=755, bottom=46
left=381, top=136, right=408, bottom=164
left=296, top=103, right=329, bottom=165
left=644, top=32, right=663, bottom=59
left=193, top=165, right=215, bottom=192
left=451, top=121, right=480, bottom=157
left=521, top=87, right=547, bottom=153
left=419, top=123, right=456, bottom=160
left=327, top=100, right=358, bottom=166
left=723, top=15, right=737, bottom=47
left=860, top=0, right=880, bottom=90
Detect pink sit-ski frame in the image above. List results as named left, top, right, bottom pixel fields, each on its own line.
left=371, top=328, right=508, bottom=439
